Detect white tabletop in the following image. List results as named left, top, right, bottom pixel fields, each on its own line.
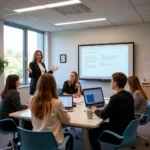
left=9, top=96, right=106, bottom=128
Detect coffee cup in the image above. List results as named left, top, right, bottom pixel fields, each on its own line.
left=86, top=110, right=93, bottom=119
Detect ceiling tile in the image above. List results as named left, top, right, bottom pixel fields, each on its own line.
left=142, top=15, right=150, bottom=22
left=130, top=0, right=150, bottom=6
left=0, top=0, right=35, bottom=10
left=22, top=9, right=72, bottom=24
left=33, top=0, right=66, bottom=5
left=83, top=0, right=132, bottom=10
left=95, top=7, right=139, bottom=18
left=136, top=5, right=150, bottom=15
left=65, top=12, right=104, bottom=21
left=108, top=16, right=144, bottom=25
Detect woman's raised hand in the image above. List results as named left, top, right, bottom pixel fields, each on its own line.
left=52, top=66, right=58, bottom=72
left=27, top=68, right=33, bottom=73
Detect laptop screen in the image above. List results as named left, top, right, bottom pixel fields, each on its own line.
left=59, top=96, right=73, bottom=108
left=83, top=87, right=105, bottom=107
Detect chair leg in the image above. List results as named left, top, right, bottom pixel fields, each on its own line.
left=137, top=135, right=149, bottom=146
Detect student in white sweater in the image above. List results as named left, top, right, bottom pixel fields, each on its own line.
left=128, top=75, right=148, bottom=114
left=30, top=73, right=73, bottom=149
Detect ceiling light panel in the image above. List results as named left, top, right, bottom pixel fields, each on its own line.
left=14, top=0, right=81, bottom=12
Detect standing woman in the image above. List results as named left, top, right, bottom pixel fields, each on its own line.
left=62, top=71, right=82, bottom=98
left=27, top=50, right=58, bottom=95
left=0, top=75, right=27, bottom=120
left=30, top=73, right=73, bottom=149
left=128, top=75, right=148, bottom=114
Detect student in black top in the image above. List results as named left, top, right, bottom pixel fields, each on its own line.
left=62, top=71, right=82, bottom=98
left=27, top=50, right=58, bottom=95
left=0, top=75, right=27, bottom=120
left=89, top=72, right=135, bottom=150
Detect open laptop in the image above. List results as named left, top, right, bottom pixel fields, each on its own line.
left=83, top=87, right=105, bottom=108
left=59, top=95, right=74, bottom=112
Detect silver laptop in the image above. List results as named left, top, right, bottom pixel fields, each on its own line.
left=83, top=87, right=105, bottom=108
left=59, top=95, right=74, bottom=112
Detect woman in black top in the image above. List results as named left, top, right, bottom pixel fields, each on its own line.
left=62, top=71, right=82, bottom=98
left=27, top=50, right=58, bottom=95
left=0, top=75, right=27, bottom=119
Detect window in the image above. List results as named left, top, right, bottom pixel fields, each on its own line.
left=4, top=24, right=44, bottom=85
left=27, top=30, right=44, bottom=83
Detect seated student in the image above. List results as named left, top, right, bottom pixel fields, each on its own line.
left=0, top=74, right=27, bottom=120
left=62, top=71, right=82, bottom=98
left=30, top=73, right=74, bottom=149
left=128, top=75, right=148, bottom=114
left=89, top=72, right=135, bottom=150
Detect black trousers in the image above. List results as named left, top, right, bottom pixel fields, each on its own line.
left=64, top=132, right=74, bottom=150
left=89, top=122, right=123, bottom=150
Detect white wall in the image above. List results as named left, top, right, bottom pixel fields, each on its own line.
left=50, top=23, right=150, bottom=97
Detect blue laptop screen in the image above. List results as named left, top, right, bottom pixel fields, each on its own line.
left=83, top=88, right=104, bottom=105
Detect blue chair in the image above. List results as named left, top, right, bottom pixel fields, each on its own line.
left=0, top=118, right=18, bottom=149
left=136, top=101, right=150, bottom=146
left=17, top=127, right=70, bottom=150
left=57, top=88, right=62, bottom=96
left=98, top=117, right=142, bottom=150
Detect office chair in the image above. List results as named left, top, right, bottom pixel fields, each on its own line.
left=17, top=127, right=70, bottom=150
left=57, top=88, right=63, bottom=96
left=136, top=101, right=150, bottom=146
left=0, top=118, right=18, bottom=150
left=98, top=117, right=142, bottom=150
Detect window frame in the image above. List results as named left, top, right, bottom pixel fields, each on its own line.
left=4, top=21, right=44, bottom=85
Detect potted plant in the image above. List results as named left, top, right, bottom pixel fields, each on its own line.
left=0, top=57, right=9, bottom=75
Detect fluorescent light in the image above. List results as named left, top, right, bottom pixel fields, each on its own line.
left=14, top=5, right=46, bottom=13
left=14, top=0, right=81, bottom=13
left=55, top=18, right=107, bottom=26
left=45, top=0, right=81, bottom=8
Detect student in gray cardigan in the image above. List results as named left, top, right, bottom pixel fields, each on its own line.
left=128, top=76, right=148, bottom=114
left=0, top=75, right=27, bottom=119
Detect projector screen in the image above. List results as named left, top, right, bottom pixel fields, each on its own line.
left=78, top=42, right=134, bottom=80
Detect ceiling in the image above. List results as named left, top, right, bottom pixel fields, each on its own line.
left=0, top=0, right=150, bottom=32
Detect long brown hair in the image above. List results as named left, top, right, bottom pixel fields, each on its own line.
left=128, top=75, right=147, bottom=100
left=1, top=74, right=19, bottom=99
left=32, top=50, right=43, bottom=62
left=68, top=71, right=79, bottom=86
left=30, top=73, right=58, bottom=120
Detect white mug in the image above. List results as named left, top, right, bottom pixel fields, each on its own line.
left=86, top=110, right=93, bottom=119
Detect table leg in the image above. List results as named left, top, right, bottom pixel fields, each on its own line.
left=83, top=128, right=89, bottom=150
left=19, top=119, right=23, bottom=127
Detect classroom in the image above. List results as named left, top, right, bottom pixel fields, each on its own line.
left=0, top=0, right=150, bottom=150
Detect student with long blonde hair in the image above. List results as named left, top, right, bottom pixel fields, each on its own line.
left=62, top=71, right=82, bottom=98
left=30, top=73, right=73, bottom=149
left=128, top=75, right=148, bottom=114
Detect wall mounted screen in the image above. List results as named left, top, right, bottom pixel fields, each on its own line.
left=78, top=42, right=134, bottom=80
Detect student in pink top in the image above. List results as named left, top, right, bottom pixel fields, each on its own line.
left=30, top=73, right=73, bottom=149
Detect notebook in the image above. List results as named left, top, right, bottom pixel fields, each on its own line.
left=83, top=87, right=105, bottom=108
left=59, top=95, right=74, bottom=112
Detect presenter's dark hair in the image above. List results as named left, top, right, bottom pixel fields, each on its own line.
left=1, top=74, right=19, bottom=99
left=128, top=75, right=147, bottom=100
left=112, top=72, right=127, bottom=88
left=32, top=50, right=43, bottom=62
left=30, top=73, right=58, bottom=120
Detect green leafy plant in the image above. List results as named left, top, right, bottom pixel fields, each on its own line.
left=0, top=57, right=9, bottom=75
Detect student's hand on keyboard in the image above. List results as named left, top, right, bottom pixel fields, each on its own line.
left=91, top=106, right=98, bottom=112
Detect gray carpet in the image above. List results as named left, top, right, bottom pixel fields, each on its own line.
left=69, top=122, right=150, bottom=150
left=0, top=122, right=150, bottom=150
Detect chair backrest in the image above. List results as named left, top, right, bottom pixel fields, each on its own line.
left=0, top=118, right=17, bottom=134
left=18, top=127, right=58, bottom=150
left=147, top=101, right=150, bottom=121
left=121, top=118, right=140, bottom=146
left=57, top=88, right=62, bottom=96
